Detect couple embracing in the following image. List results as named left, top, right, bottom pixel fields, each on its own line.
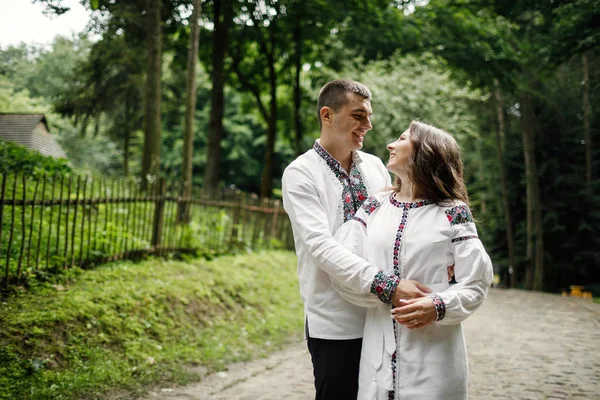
left=282, top=79, right=493, bottom=400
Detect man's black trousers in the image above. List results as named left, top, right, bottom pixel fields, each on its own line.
left=307, top=337, right=362, bottom=400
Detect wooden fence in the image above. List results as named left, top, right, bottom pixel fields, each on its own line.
left=0, top=172, right=294, bottom=292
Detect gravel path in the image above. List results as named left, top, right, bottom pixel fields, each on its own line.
left=146, top=289, right=600, bottom=400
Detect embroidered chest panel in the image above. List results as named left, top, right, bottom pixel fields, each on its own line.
left=389, top=195, right=435, bottom=278
left=314, top=141, right=369, bottom=222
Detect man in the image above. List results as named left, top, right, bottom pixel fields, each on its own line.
left=282, top=80, right=431, bottom=399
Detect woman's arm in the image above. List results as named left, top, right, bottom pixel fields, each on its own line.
left=391, top=205, right=493, bottom=327
left=434, top=204, right=494, bottom=325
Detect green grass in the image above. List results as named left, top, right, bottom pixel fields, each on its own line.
left=0, top=250, right=303, bottom=399
left=593, top=297, right=600, bottom=304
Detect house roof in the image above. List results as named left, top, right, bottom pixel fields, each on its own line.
left=0, top=113, right=50, bottom=136
left=0, top=113, right=67, bottom=159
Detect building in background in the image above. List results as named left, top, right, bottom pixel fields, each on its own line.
left=0, top=113, right=67, bottom=159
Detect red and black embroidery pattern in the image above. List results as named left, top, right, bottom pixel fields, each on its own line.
left=389, top=194, right=434, bottom=209
left=314, top=141, right=369, bottom=222
left=445, top=205, right=474, bottom=226
left=361, top=195, right=382, bottom=215
left=429, top=294, right=446, bottom=321
left=390, top=197, right=433, bottom=275
left=388, top=196, right=434, bottom=399
left=388, top=350, right=397, bottom=400
left=370, top=270, right=400, bottom=304
left=452, top=235, right=479, bottom=243
left=353, top=216, right=367, bottom=228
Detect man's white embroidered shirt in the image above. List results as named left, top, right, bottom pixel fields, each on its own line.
left=282, top=140, right=392, bottom=340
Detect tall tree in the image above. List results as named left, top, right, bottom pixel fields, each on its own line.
left=583, top=52, right=592, bottom=184
left=286, top=0, right=335, bottom=156
left=227, top=0, right=358, bottom=195
left=204, top=0, right=234, bottom=193
left=229, top=0, right=283, bottom=198
left=142, top=0, right=163, bottom=182
left=180, top=0, right=202, bottom=221
left=519, top=90, right=544, bottom=290
left=552, top=0, right=599, bottom=185
left=411, top=1, right=522, bottom=286
left=55, top=34, right=145, bottom=176
left=292, top=4, right=303, bottom=157
left=493, top=81, right=517, bottom=288
left=35, top=0, right=194, bottom=178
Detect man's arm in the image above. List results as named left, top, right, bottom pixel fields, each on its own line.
left=282, top=165, right=429, bottom=304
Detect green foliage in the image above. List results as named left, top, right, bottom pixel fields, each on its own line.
left=414, top=0, right=522, bottom=87
left=0, top=39, right=123, bottom=177
left=1, top=38, right=91, bottom=102
left=358, top=53, right=485, bottom=160
left=0, top=77, right=48, bottom=114
left=337, top=0, right=411, bottom=61
left=54, top=26, right=145, bottom=172
left=0, top=251, right=303, bottom=399
left=0, top=139, right=71, bottom=175
left=525, top=58, right=600, bottom=291
left=552, top=0, right=600, bottom=59
left=54, top=124, right=123, bottom=176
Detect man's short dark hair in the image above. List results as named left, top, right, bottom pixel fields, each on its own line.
left=316, top=79, right=372, bottom=129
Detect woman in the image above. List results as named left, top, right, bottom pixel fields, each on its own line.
left=332, top=121, right=493, bottom=400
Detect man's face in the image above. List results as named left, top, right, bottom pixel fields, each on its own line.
left=330, top=92, right=373, bottom=152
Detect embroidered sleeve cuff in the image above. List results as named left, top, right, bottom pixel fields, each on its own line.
left=370, top=270, right=400, bottom=304
left=452, top=235, right=479, bottom=243
left=429, top=294, right=446, bottom=321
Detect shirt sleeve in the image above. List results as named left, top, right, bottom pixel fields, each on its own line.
left=282, top=164, right=380, bottom=294
left=431, top=204, right=494, bottom=325
left=330, top=204, right=399, bottom=308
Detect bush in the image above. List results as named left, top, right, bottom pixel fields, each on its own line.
left=0, top=139, right=71, bottom=175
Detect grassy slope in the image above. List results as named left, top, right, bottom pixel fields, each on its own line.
left=0, top=251, right=303, bottom=399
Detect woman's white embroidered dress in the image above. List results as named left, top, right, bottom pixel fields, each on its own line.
left=333, top=191, right=494, bottom=400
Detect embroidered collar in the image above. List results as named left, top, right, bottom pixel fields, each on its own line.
left=313, top=140, right=363, bottom=168
left=389, top=193, right=434, bottom=209
left=314, top=140, right=370, bottom=222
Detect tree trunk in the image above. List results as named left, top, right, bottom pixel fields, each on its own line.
left=142, top=0, right=162, bottom=186
left=260, top=23, right=277, bottom=198
left=520, top=92, right=544, bottom=291
left=204, top=0, right=233, bottom=195
left=180, top=0, right=201, bottom=222
left=477, top=140, right=487, bottom=214
left=583, top=52, right=592, bottom=184
left=123, top=99, right=131, bottom=177
left=261, top=66, right=277, bottom=198
left=123, top=130, right=130, bottom=177
left=293, top=13, right=303, bottom=157
left=494, top=82, right=516, bottom=288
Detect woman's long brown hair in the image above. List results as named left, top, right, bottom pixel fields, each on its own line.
left=393, top=121, right=470, bottom=206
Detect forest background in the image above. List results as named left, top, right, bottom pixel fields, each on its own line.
left=1, top=0, right=599, bottom=294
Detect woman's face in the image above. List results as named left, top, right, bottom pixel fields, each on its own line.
left=386, top=128, right=413, bottom=174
